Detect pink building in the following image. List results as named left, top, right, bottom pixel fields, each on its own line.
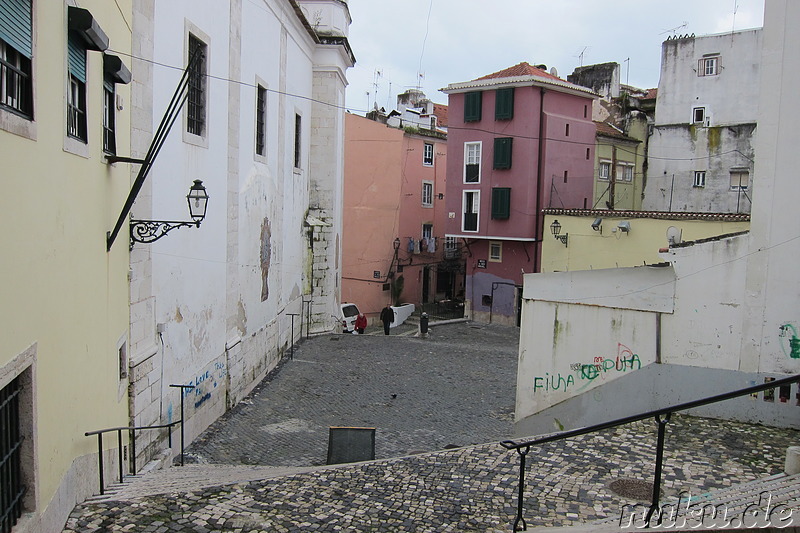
left=442, top=62, right=596, bottom=325
left=342, top=112, right=450, bottom=326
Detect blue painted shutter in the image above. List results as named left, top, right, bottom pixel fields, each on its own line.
left=67, top=30, right=86, bottom=83
left=0, top=0, right=32, bottom=58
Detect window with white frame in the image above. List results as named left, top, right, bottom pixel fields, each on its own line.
left=187, top=34, right=207, bottom=136
left=102, top=78, right=116, bottom=154
left=693, top=171, right=706, bottom=188
left=423, top=142, right=434, bottom=166
left=692, top=107, right=706, bottom=124
left=255, top=84, right=266, bottom=156
left=489, top=241, right=502, bottom=262
left=598, top=161, right=611, bottom=180
left=698, top=55, right=719, bottom=77
left=422, top=223, right=433, bottom=241
left=730, top=170, right=749, bottom=191
left=294, top=113, right=302, bottom=168
left=463, top=190, right=479, bottom=232
left=618, top=163, right=634, bottom=182
left=464, top=141, right=481, bottom=183
left=422, top=181, right=433, bottom=207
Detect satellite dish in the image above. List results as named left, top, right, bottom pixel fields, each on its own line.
left=550, top=67, right=558, bottom=77
left=666, top=226, right=682, bottom=245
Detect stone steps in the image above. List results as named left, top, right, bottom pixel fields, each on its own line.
left=86, top=463, right=318, bottom=502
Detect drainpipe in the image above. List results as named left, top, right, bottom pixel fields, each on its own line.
left=609, top=145, right=617, bottom=209
left=534, top=87, right=547, bottom=273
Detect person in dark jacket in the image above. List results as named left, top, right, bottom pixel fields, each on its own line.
left=379, top=305, right=394, bottom=335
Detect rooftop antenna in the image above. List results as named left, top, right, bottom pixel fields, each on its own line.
left=623, top=57, right=630, bottom=86
left=416, top=72, right=424, bottom=91
left=372, top=69, right=382, bottom=108
left=575, top=46, right=588, bottom=67
left=660, top=21, right=688, bottom=36
left=732, top=0, right=738, bottom=33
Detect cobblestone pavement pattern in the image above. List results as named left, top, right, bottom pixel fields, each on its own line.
left=64, top=322, right=800, bottom=532
left=187, top=321, right=519, bottom=466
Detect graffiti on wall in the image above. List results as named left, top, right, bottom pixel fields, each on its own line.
left=778, top=324, right=800, bottom=359
left=533, top=343, right=642, bottom=394
left=183, top=361, right=228, bottom=408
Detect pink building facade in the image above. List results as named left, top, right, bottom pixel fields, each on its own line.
left=342, top=113, right=450, bottom=326
left=443, top=63, right=596, bottom=324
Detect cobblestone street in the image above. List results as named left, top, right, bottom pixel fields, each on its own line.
left=63, top=322, right=800, bottom=532
left=186, top=321, right=520, bottom=466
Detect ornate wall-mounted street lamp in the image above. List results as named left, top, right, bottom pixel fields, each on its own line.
left=550, top=219, right=568, bottom=247
left=130, top=180, right=209, bottom=246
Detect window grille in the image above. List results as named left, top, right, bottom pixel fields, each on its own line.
left=187, top=35, right=206, bottom=136
left=0, top=377, right=24, bottom=533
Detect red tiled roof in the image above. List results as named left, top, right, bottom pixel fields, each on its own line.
left=474, top=62, right=563, bottom=83
left=643, top=88, right=658, bottom=100
left=433, top=103, right=448, bottom=127
left=595, top=121, right=638, bottom=142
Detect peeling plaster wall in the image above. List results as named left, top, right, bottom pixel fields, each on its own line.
left=128, top=0, right=348, bottom=467
left=643, top=30, right=761, bottom=213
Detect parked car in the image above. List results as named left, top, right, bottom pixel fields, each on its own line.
left=340, top=303, right=360, bottom=333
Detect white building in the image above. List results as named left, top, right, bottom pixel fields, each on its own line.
left=126, top=0, right=353, bottom=466
left=643, top=29, right=762, bottom=214
left=515, top=2, right=798, bottom=437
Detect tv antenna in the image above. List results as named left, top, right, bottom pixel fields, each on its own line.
left=660, top=21, right=688, bottom=36
left=575, top=46, right=588, bottom=67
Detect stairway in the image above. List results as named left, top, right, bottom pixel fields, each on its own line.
left=85, top=463, right=317, bottom=502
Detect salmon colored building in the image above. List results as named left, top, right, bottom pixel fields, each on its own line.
left=343, top=112, right=451, bottom=325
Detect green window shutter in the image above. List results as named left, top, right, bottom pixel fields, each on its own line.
left=68, top=30, right=87, bottom=83
left=491, top=188, right=511, bottom=220
left=493, top=137, right=513, bottom=170
left=0, top=0, right=32, bottom=58
left=495, top=87, right=514, bottom=120
left=464, top=91, right=482, bottom=122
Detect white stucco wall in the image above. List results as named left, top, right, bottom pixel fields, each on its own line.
left=128, top=0, right=350, bottom=465
left=643, top=29, right=761, bottom=213
left=740, top=0, right=800, bottom=377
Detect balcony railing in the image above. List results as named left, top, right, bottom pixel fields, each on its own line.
left=0, top=57, right=32, bottom=118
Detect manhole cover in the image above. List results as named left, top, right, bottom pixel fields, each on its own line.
left=609, top=479, right=655, bottom=500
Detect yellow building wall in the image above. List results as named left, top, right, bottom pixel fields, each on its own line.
left=0, top=1, right=132, bottom=529
left=542, top=214, right=750, bottom=272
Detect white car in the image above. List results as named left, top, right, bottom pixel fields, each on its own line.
left=340, top=303, right=360, bottom=333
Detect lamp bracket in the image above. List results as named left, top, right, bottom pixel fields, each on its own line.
left=130, top=219, right=201, bottom=248
left=555, top=234, right=568, bottom=246
left=105, top=155, right=146, bottom=165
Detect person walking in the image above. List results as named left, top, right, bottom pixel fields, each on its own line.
left=379, top=305, right=394, bottom=335
left=354, top=313, right=367, bottom=334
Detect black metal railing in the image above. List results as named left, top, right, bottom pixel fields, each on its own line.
left=0, top=54, right=32, bottom=118
left=0, top=378, right=25, bottom=533
left=85, top=422, right=180, bottom=495
left=417, top=300, right=465, bottom=321
left=86, top=384, right=194, bottom=495
left=500, top=373, right=800, bottom=531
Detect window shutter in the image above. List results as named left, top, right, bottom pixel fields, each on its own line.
left=68, top=31, right=87, bottom=83
left=493, top=137, right=513, bottom=170
left=495, top=87, right=514, bottom=120
left=464, top=91, right=482, bottom=122
left=491, top=188, right=510, bottom=219
left=0, top=0, right=32, bottom=58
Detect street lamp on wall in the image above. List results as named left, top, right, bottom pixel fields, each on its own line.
left=550, top=219, right=568, bottom=247
left=130, top=180, right=209, bottom=247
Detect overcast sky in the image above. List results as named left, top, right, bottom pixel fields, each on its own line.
left=343, top=0, right=764, bottom=114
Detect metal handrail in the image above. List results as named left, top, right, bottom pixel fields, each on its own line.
left=84, top=422, right=180, bottom=495
left=500, top=373, right=800, bottom=531
left=85, top=383, right=194, bottom=495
